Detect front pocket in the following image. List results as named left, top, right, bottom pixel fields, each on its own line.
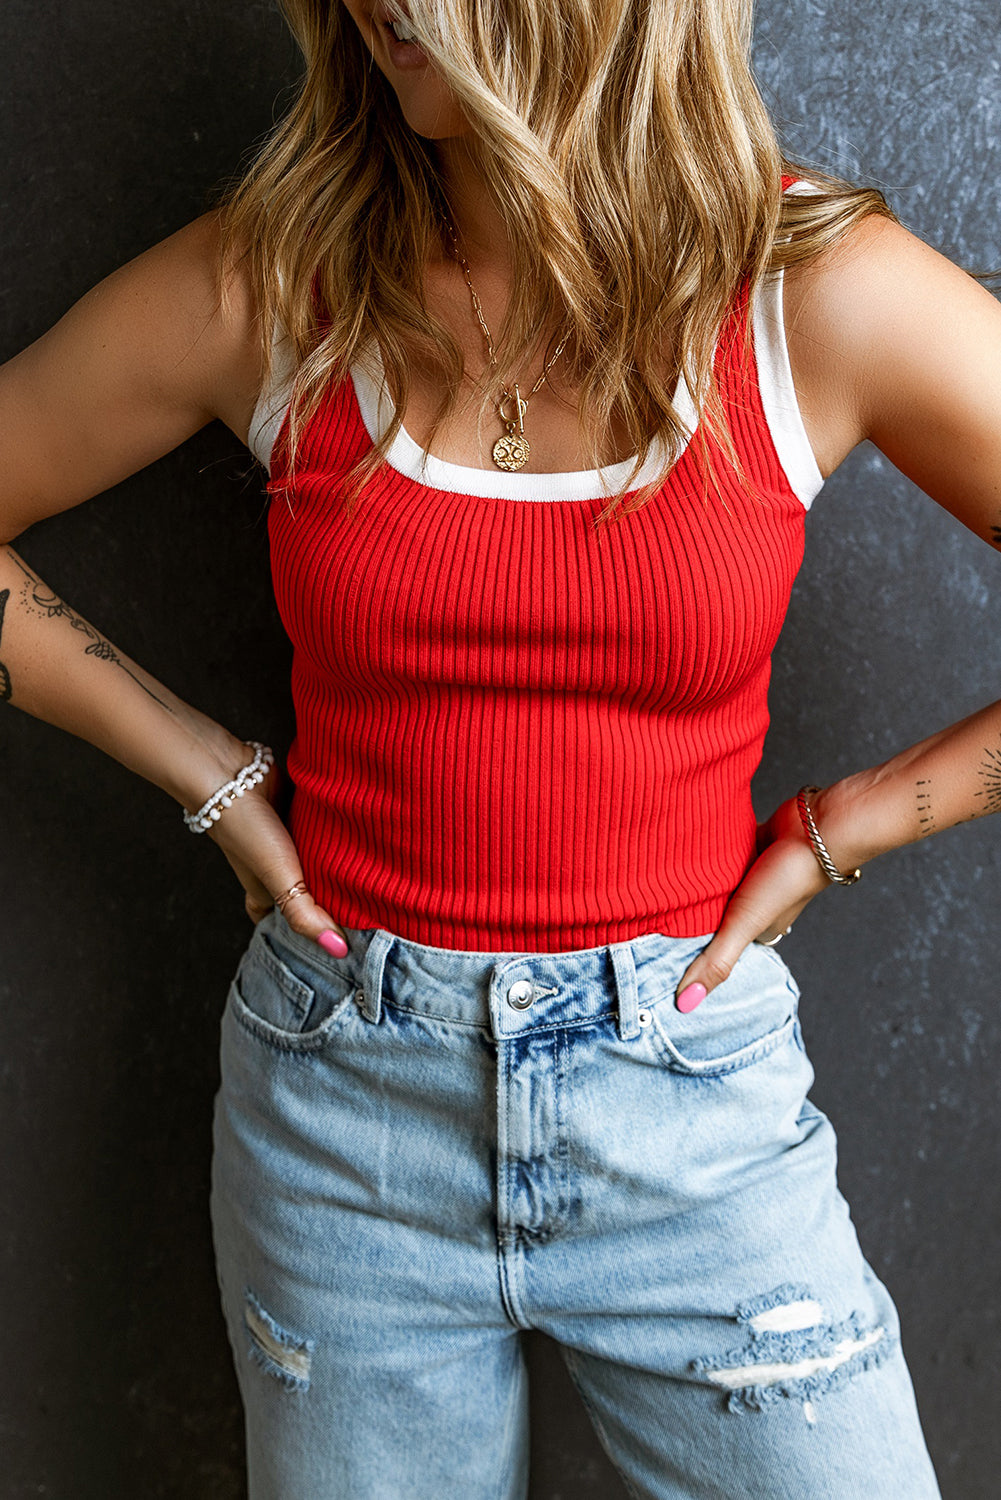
left=646, top=943, right=799, bottom=1077
left=228, top=931, right=358, bottom=1052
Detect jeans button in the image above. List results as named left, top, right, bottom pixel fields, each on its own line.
left=507, top=979, right=535, bottom=1010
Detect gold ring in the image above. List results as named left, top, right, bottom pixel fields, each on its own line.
left=275, top=881, right=309, bottom=915
left=755, top=926, right=792, bottom=947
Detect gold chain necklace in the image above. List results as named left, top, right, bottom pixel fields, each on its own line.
left=442, top=215, right=569, bottom=472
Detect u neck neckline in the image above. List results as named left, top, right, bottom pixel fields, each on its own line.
left=347, top=340, right=698, bottom=503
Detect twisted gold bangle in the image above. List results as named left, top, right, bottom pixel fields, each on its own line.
left=796, top=786, right=862, bottom=886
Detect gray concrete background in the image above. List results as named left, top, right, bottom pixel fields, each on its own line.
left=1, top=1, right=998, bottom=1494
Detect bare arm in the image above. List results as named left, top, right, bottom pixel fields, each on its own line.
left=0, top=212, right=348, bottom=948
left=0, top=211, right=262, bottom=808
left=675, top=216, right=1001, bottom=1002
left=785, top=216, right=1001, bottom=870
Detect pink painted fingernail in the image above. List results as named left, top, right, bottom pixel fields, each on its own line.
left=318, top=930, right=349, bottom=958
left=676, top=982, right=707, bottom=1013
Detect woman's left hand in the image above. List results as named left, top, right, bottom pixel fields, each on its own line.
left=672, top=794, right=842, bottom=1012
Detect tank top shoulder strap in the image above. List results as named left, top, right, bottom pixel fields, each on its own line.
left=747, top=176, right=825, bottom=510
left=248, top=312, right=297, bottom=472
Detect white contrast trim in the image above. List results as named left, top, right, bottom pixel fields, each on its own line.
left=751, top=179, right=826, bottom=510
left=348, top=339, right=698, bottom=502
left=248, top=323, right=297, bottom=472
left=249, top=200, right=822, bottom=506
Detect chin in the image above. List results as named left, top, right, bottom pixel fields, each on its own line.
left=405, top=119, right=471, bottom=141
left=395, top=97, right=471, bottom=141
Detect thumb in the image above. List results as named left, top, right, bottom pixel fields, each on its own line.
left=673, top=896, right=788, bottom=1013
left=280, top=887, right=351, bottom=958
left=250, top=871, right=351, bottom=958
left=673, top=927, right=749, bottom=1014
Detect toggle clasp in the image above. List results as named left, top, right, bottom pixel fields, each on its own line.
left=498, top=384, right=527, bottom=436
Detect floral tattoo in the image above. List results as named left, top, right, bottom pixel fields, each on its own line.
left=4, top=549, right=174, bottom=712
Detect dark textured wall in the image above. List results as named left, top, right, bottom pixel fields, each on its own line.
left=1, top=2, right=998, bottom=1496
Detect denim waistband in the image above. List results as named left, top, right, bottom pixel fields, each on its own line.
left=264, top=910, right=716, bottom=1044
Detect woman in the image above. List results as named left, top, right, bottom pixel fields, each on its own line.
left=1, top=0, right=995, bottom=1493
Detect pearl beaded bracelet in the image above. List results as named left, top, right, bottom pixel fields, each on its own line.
left=183, top=741, right=275, bottom=833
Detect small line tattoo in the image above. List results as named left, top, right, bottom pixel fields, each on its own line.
left=0, top=588, right=12, bottom=701
left=915, top=779, right=936, bottom=837
left=3, top=547, right=37, bottom=583
left=990, top=524, right=1001, bottom=548
left=973, top=740, right=1001, bottom=817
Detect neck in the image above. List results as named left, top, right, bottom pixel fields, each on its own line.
left=432, top=137, right=512, bottom=274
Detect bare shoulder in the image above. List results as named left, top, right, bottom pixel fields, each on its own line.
left=61, top=209, right=264, bottom=431
left=0, top=211, right=266, bottom=541
left=782, top=212, right=1001, bottom=542
left=782, top=214, right=1001, bottom=479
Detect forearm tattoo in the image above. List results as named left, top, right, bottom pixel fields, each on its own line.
left=916, top=738, right=1001, bottom=835
left=0, top=588, right=12, bottom=701
left=4, top=549, right=175, bottom=714
left=915, top=779, right=935, bottom=837
left=974, top=738, right=1001, bottom=817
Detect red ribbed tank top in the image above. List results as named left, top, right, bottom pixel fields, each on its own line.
left=256, top=184, right=824, bottom=951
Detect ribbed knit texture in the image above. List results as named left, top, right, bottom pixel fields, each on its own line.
left=267, top=282, right=807, bottom=952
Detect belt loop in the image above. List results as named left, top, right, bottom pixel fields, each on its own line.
left=609, top=941, right=640, bottom=1042
left=359, top=929, right=392, bottom=1025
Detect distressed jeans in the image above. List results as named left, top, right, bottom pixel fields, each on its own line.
left=209, top=908, right=942, bottom=1499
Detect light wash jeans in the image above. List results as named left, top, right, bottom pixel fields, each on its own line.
left=209, top=908, right=941, bottom=1499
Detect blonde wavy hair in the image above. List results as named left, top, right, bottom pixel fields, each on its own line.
left=221, top=0, right=896, bottom=529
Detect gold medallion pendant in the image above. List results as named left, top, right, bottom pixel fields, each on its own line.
left=493, top=386, right=530, bottom=472
left=492, top=433, right=531, bottom=471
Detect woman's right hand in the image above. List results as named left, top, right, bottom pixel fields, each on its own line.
left=201, top=756, right=351, bottom=955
